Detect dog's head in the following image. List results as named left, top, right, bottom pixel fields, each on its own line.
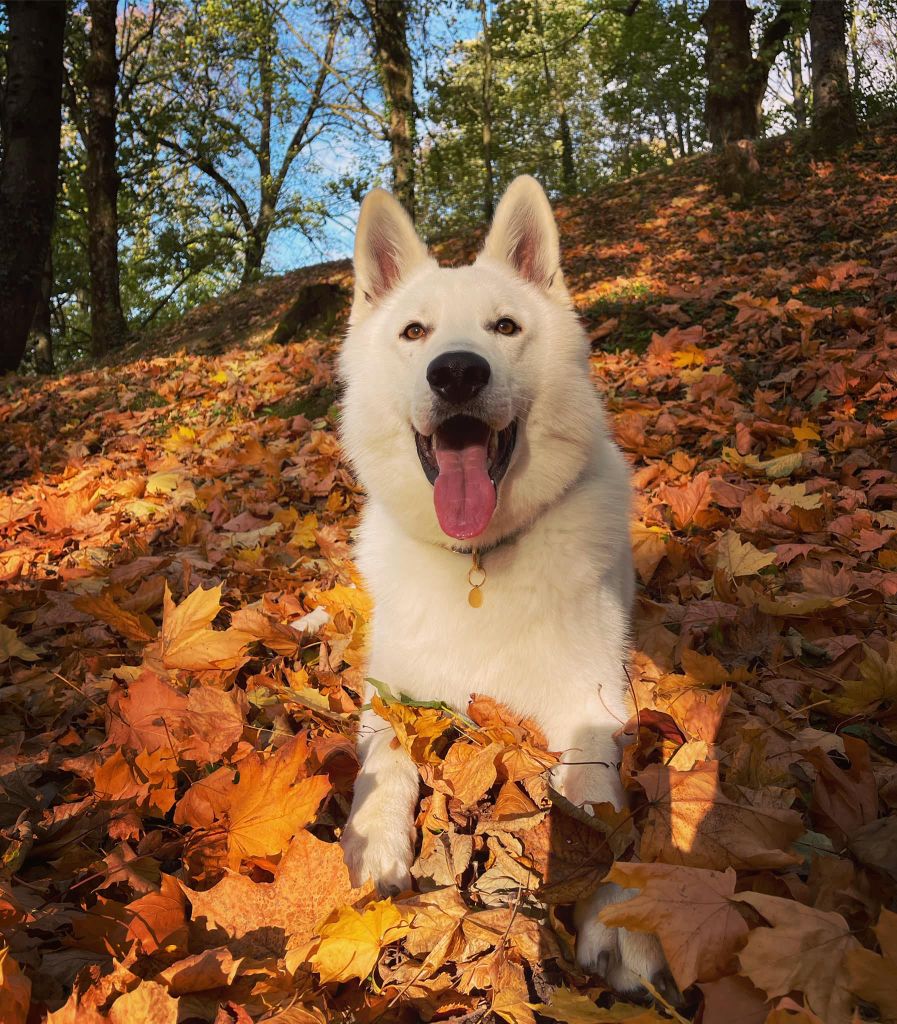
left=339, top=176, right=603, bottom=547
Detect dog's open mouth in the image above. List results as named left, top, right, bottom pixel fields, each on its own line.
left=415, top=415, right=517, bottom=540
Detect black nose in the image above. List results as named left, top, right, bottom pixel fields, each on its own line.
left=426, top=350, right=491, bottom=405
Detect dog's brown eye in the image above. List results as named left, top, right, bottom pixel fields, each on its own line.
left=495, top=317, right=519, bottom=336
left=401, top=322, right=427, bottom=341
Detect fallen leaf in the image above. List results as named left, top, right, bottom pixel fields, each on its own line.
left=715, top=531, right=776, bottom=578
left=183, top=829, right=373, bottom=958
left=108, top=980, right=179, bottom=1024
left=600, top=862, right=749, bottom=989
left=735, top=892, right=860, bottom=1024
left=0, top=947, right=30, bottom=1024
left=310, top=898, right=414, bottom=983
left=636, top=762, right=804, bottom=870
left=844, top=908, right=897, bottom=1022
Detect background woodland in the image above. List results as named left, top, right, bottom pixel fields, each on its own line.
left=1, top=0, right=897, bottom=371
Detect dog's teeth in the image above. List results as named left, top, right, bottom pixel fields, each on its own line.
left=488, top=432, right=497, bottom=460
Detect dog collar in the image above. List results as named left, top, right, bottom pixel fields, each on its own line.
left=442, top=528, right=524, bottom=609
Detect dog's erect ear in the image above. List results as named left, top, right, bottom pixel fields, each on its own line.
left=352, top=189, right=431, bottom=319
left=480, top=176, right=567, bottom=299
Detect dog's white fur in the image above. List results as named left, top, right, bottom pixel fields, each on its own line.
left=338, top=177, right=665, bottom=992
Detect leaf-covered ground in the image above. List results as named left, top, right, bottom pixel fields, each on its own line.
left=2, top=124, right=897, bottom=1024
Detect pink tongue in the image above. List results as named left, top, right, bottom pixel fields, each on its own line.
left=433, top=435, right=496, bottom=540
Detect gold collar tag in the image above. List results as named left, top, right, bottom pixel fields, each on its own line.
left=467, top=551, right=486, bottom=608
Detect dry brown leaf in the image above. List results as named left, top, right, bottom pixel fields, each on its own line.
left=659, top=470, right=714, bottom=530
left=802, top=736, right=878, bottom=839
left=158, top=947, right=243, bottom=994
left=697, top=975, right=768, bottom=1024
left=636, top=761, right=804, bottom=870
left=735, top=891, right=860, bottom=1024
left=160, top=582, right=249, bottom=671
left=525, top=808, right=618, bottom=903
left=183, top=829, right=373, bottom=959
left=600, top=862, right=748, bottom=989
left=73, top=590, right=158, bottom=643
left=108, top=980, right=178, bottom=1024
left=422, top=740, right=501, bottom=806
left=105, top=669, right=243, bottom=765
left=125, top=874, right=188, bottom=955
left=0, top=947, right=30, bottom=1024
left=631, top=522, right=670, bottom=582
left=844, top=908, right=897, bottom=1022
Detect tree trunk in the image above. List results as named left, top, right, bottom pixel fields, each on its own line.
left=241, top=224, right=270, bottom=286
left=85, top=0, right=127, bottom=357
left=0, top=0, right=66, bottom=374
left=701, top=0, right=761, bottom=148
left=809, top=0, right=857, bottom=154
left=532, top=0, right=576, bottom=192
left=30, top=250, right=55, bottom=373
left=788, top=34, right=808, bottom=128
left=702, top=0, right=799, bottom=150
left=363, top=0, right=416, bottom=218
left=479, top=0, right=494, bottom=221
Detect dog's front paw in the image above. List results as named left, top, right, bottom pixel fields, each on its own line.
left=551, top=760, right=626, bottom=812
left=341, top=821, right=414, bottom=896
left=574, top=883, right=677, bottom=1001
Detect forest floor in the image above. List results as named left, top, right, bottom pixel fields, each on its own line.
left=2, top=123, right=897, bottom=1024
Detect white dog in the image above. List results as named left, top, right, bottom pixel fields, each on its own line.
left=338, top=176, right=666, bottom=994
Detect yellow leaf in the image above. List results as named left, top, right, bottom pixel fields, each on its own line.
left=372, top=694, right=454, bottom=765
left=224, top=760, right=331, bottom=869
left=715, top=531, right=776, bottom=578
left=535, top=988, right=667, bottom=1022
left=290, top=512, right=319, bottom=548
left=313, top=583, right=372, bottom=620
left=829, top=642, right=897, bottom=716
left=146, top=471, right=196, bottom=506
left=492, top=989, right=538, bottom=1024
left=108, top=980, right=178, bottom=1024
left=161, top=584, right=249, bottom=671
left=0, top=623, right=39, bottom=664
left=211, top=370, right=228, bottom=384
left=722, top=448, right=803, bottom=478
left=792, top=422, right=821, bottom=442
left=165, top=425, right=197, bottom=452
left=146, top=471, right=180, bottom=495
left=163, top=583, right=221, bottom=644
left=768, top=483, right=821, bottom=510
left=671, top=345, right=706, bottom=368
left=762, top=452, right=804, bottom=478
left=310, top=899, right=414, bottom=983
left=631, top=522, right=669, bottom=582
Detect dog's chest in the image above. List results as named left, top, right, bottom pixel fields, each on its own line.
left=358, top=522, right=623, bottom=719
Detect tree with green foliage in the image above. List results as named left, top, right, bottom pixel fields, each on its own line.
left=134, top=0, right=343, bottom=285
left=417, top=0, right=705, bottom=234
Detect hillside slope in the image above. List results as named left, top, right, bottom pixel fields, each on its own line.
left=1, top=124, right=897, bottom=1023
